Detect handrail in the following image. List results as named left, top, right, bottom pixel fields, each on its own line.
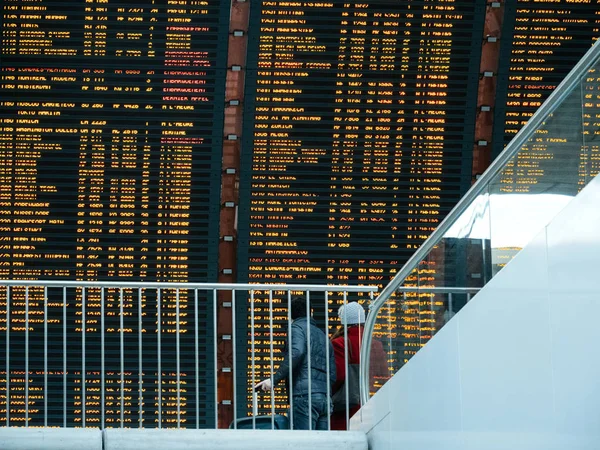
left=392, top=287, right=480, bottom=294
left=0, top=280, right=377, bottom=292
left=360, top=37, right=600, bottom=404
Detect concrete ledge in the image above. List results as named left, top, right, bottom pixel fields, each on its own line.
left=365, top=431, right=600, bottom=450
left=103, top=429, right=368, bottom=450
left=0, top=427, right=102, bottom=450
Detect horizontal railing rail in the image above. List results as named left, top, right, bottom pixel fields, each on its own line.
left=361, top=37, right=600, bottom=404
left=392, top=287, right=482, bottom=315
left=0, top=281, right=377, bottom=291
left=0, top=281, right=377, bottom=431
left=392, top=287, right=481, bottom=294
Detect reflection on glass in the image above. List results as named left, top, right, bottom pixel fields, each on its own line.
left=582, top=64, right=600, bottom=185
left=369, top=190, right=492, bottom=396
left=488, top=83, right=583, bottom=275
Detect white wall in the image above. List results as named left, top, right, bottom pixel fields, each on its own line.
left=0, top=428, right=367, bottom=450
left=352, top=173, right=600, bottom=450
left=0, top=428, right=102, bottom=450
left=103, top=429, right=367, bottom=450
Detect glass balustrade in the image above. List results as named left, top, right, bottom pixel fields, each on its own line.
left=363, top=38, right=600, bottom=400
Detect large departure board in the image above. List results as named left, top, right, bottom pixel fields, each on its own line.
left=236, top=0, right=485, bottom=415
left=493, top=1, right=599, bottom=176
left=0, top=0, right=230, bottom=428
left=489, top=2, right=599, bottom=276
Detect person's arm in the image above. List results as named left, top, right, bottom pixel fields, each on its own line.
left=272, top=322, right=306, bottom=386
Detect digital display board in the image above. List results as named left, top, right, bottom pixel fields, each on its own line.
left=583, top=65, right=600, bottom=181
left=3, top=0, right=598, bottom=428
left=236, top=0, right=485, bottom=414
left=0, top=0, right=229, bottom=428
left=490, top=2, right=600, bottom=274
left=493, top=1, right=599, bottom=183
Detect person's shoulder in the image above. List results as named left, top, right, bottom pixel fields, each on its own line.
left=331, top=335, right=345, bottom=348
left=291, top=319, right=306, bottom=330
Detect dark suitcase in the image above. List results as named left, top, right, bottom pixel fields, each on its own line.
left=230, top=414, right=290, bottom=430
left=229, top=391, right=290, bottom=430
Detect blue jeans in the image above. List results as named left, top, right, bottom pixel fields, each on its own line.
left=291, top=393, right=329, bottom=430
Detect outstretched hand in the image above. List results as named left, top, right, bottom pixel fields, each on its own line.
left=253, top=378, right=273, bottom=392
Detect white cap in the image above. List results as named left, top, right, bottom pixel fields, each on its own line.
left=338, top=302, right=365, bottom=326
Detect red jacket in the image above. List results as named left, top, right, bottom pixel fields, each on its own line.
left=330, top=326, right=387, bottom=430
left=332, top=326, right=362, bottom=392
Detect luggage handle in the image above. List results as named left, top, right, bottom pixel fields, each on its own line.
left=253, top=386, right=260, bottom=417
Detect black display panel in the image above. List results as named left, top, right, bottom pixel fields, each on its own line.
left=0, top=0, right=229, bottom=428
left=493, top=0, right=599, bottom=166
left=237, top=0, right=485, bottom=415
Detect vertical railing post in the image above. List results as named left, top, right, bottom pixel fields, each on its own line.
left=287, top=290, right=293, bottom=430
left=157, top=288, right=162, bottom=429
left=44, top=286, right=48, bottom=427
left=175, top=288, right=181, bottom=428
left=251, top=290, right=256, bottom=430
left=231, top=290, right=237, bottom=429
left=343, top=291, right=349, bottom=430
left=213, top=289, right=218, bottom=429
left=100, top=287, right=105, bottom=429
left=5, top=286, right=9, bottom=427
left=25, top=286, right=29, bottom=427
left=306, top=290, right=312, bottom=431
left=120, top=288, right=124, bottom=428
left=324, top=290, right=330, bottom=430
left=194, top=289, right=199, bottom=429
left=269, top=290, right=275, bottom=430
left=81, top=287, right=86, bottom=428
left=63, top=286, right=67, bottom=428
left=138, top=287, right=143, bottom=428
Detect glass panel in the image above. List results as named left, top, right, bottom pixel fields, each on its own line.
left=369, top=293, right=397, bottom=396
left=488, top=83, right=584, bottom=275
left=421, top=188, right=492, bottom=291
left=414, top=187, right=491, bottom=339
left=368, top=189, right=491, bottom=396
left=367, top=43, right=600, bottom=398
left=582, top=59, right=600, bottom=184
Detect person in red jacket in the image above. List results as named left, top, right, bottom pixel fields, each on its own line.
left=330, top=301, right=387, bottom=430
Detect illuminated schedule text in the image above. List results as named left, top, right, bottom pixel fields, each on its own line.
left=0, top=0, right=228, bottom=428
left=236, top=0, right=484, bottom=414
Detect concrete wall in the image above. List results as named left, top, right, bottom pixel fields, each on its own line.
left=0, top=428, right=102, bottom=450
left=0, top=428, right=367, bottom=450
left=103, top=429, right=367, bottom=450
left=352, top=174, right=600, bottom=450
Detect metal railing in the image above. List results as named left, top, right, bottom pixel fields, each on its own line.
left=392, top=286, right=481, bottom=304
left=0, top=281, right=377, bottom=431
left=360, top=37, right=600, bottom=404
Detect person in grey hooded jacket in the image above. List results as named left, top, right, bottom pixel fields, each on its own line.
left=255, top=295, right=336, bottom=430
